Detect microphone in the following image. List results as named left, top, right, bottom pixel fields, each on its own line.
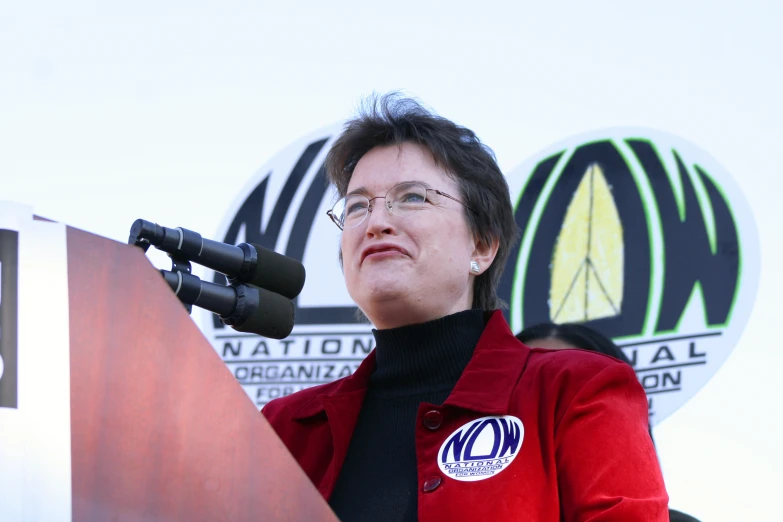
left=129, top=219, right=306, bottom=300
left=160, top=270, right=295, bottom=340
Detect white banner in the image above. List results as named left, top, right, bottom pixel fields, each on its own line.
left=0, top=202, right=72, bottom=522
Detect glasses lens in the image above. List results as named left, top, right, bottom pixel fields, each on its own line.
left=333, top=194, right=370, bottom=229
left=388, top=182, right=427, bottom=216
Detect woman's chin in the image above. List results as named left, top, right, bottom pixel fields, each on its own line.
left=352, top=280, right=416, bottom=312
left=362, top=283, right=411, bottom=303
left=351, top=268, right=408, bottom=295
left=360, top=298, right=424, bottom=329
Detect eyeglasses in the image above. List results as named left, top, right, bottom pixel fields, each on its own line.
left=326, top=181, right=475, bottom=230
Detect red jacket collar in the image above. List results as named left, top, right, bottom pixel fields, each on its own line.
left=444, top=310, right=531, bottom=414
left=291, top=310, right=531, bottom=419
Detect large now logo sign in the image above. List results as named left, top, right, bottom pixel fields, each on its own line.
left=501, top=129, right=759, bottom=424
left=201, top=126, right=758, bottom=426
left=201, top=124, right=368, bottom=407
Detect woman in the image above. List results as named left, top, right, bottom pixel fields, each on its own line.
left=262, top=94, right=668, bottom=521
left=517, top=322, right=701, bottom=522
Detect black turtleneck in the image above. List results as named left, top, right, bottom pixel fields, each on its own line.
left=328, top=309, right=486, bottom=522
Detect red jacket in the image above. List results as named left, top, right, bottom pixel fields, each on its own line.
left=262, top=311, right=668, bottom=521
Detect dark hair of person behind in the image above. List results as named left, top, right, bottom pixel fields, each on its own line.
left=325, top=92, right=520, bottom=311
left=515, top=322, right=632, bottom=365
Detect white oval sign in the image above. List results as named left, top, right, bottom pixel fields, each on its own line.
left=502, top=128, right=760, bottom=426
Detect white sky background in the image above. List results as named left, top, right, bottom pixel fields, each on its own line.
left=1, top=1, right=782, bottom=519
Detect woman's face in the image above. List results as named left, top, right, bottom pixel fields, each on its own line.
left=341, top=142, right=492, bottom=329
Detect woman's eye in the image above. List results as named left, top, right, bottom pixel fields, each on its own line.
left=346, top=201, right=368, bottom=215
left=400, top=192, right=425, bottom=203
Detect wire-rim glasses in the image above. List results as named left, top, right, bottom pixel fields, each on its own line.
left=326, top=181, right=474, bottom=230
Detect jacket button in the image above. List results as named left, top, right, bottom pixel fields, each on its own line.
left=423, top=477, right=442, bottom=493
left=422, top=410, right=442, bottom=430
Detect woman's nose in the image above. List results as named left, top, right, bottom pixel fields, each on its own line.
left=364, top=199, right=395, bottom=235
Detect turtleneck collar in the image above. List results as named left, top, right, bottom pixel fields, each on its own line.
left=368, top=309, right=487, bottom=398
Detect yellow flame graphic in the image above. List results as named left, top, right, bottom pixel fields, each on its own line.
left=550, top=163, right=624, bottom=323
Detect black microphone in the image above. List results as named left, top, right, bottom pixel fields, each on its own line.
left=160, top=270, right=295, bottom=340
left=130, top=219, right=305, bottom=299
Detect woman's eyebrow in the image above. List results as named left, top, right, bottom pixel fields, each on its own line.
left=346, top=186, right=370, bottom=196
left=346, top=180, right=433, bottom=197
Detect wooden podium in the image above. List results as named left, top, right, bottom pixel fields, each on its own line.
left=66, top=226, right=337, bottom=521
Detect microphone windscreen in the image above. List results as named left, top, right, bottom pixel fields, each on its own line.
left=247, top=244, right=306, bottom=299
left=230, top=287, right=295, bottom=340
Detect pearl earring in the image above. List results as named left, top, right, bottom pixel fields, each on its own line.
left=470, top=261, right=480, bottom=273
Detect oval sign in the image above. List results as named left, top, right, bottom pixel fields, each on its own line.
left=501, top=128, right=759, bottom=425
left=199, top=122, right=378, bottom=408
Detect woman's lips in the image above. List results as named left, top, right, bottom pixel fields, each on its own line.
left=360, top=244, right=409, bottom=264
left=365, top=249, right=405, bottom=261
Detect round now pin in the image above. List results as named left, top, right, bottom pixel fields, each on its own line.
left=437, top=415, right=524, bottom=482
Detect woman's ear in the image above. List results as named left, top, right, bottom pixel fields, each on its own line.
left=471, top=236, right=500, bottom=275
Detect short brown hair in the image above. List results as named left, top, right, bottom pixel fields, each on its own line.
left=325, top=92, right=519, bottom=310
